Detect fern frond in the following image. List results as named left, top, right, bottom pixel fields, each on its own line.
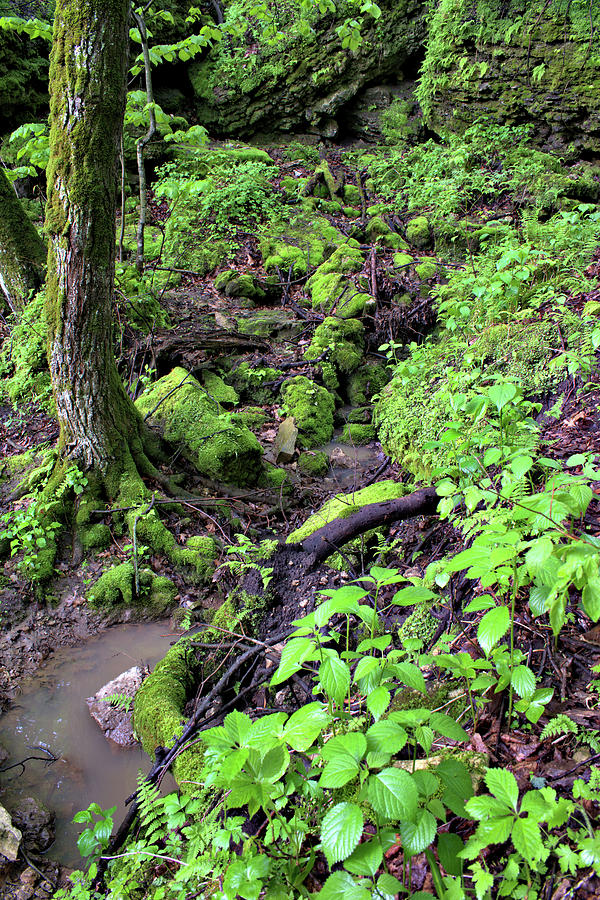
left=540, top=714, right=578, bottom=741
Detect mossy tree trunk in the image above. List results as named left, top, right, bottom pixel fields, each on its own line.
left=45, top=0, right=162, bottom=498
left=0, top=168, right=46, bottom=314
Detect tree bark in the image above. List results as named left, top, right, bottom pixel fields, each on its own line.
left=45, top=0, right=156, bottom=488
left=0, top=168, right=46, bottom=314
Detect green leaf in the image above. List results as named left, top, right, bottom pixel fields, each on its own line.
left=256, top=745, right=289, bottom=783
left=283, top=702, right=329, bottom=752
left=437, top=832, right=464, bottom=876
left=271, top=637, right=316, bottom=686
left=488, top=382, right=517, bottom=411
left=343, top=838, right=383, bottom=877
left=320, top=655, right=350, bottom=705
left=319, top=733, right=366, bottom=788
left=400, top=809, right=436, bottom=854
left=367, top=768, right=418, bottom=822
left=511, top=817, right=544, bottom=864
left=224, top=710, right=253, bottom=747
left=77, top=830, right=99, bottom=858
left=393, top=661, right=427, bottom=693
left=317, top=871, right=371, bottom=900
left=366, top=721, right=408, bottom=756
left=511, top=665, right=536, bottom=699
left=392, top=585, right=436, bottom=606
left=477, top=605, right=510, bottom=655
left=485, top=769, right=518, bottom=810
left=321, top=802, right=363, bottom=866
left=510, top=455, right=533, bottom=478
left=583, top=576, right=600, bottom=621
left=367, top=685, right=391, bottom=721
left=429, top=712, right=469, bottom=742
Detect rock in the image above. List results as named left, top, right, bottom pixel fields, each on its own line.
left=0, top=742, right=8, bottom=766
left=0, top=802, right=22, bottom=860
left=329, top=447, right=357, bottom=468
left=10, top=797, right=54, bottom=853
left=406, top=216, right=431, bottom=249
left=86, top=665, right=146, bottom=748
left=274, top=417, right=298, bottom=464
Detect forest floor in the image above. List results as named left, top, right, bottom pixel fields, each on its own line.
left=1, top=137, right=600, bottom=898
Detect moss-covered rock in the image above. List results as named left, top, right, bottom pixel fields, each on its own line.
left=87, top=562, right=177, bottom=611
left=304, top=317, right=365, bottom=390
left=135, top=367, right=262, bottom=486
left=201, top=371, right=238, bottom=406
left=340, top=423, right=376, bottom=444
left=393, top=251, right=414, bottom=269
left=297, top=450, right=329, bottom=476
left=215, top=270, right=266, bottom=301
left=228, top=362, right=283, bottom=404
left=406, top=216, right=431, bottom=249
left=236, top=308, right=306, bottom=339
left=365, top=216, right=410, bottom=250
left=280, top=376, right=335, bottom=449
left=185, top=535, right=218, bottom=582
left=347, top=362, right=390, bottom=407
left=287, top=479, right=409, bottom=543
left=260, top=210, right=347, bottom=276
left=415, top=258, right=438, bottom=280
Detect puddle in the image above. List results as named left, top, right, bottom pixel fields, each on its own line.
left=319, top=439, right=385, bottom=491
left=0, top=621, right=178, bottom=866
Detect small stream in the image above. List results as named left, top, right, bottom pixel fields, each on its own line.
left=0, top=621, right=177, bottom=866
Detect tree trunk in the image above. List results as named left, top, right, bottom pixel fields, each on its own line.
left=0, top=168, right=46, bottom=314
left=45, top=0, right=156, bottom=490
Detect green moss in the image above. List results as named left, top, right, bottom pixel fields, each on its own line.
left=396, top=602, right=439, bottom=645
left=87, top=561, right=138, bottom=606
left=235, top=406, right=268, bottom=428
left=365, top=217, right=410, bottom=250
left=393, top=252, right=414, bottom=269
left=185, top=535, right=218, bottom=582
left=343, top=184, right=361, bottom=205
left=133, top=637, right=203, bottom=785
left=348, top=406, right=372, bottom=424
left=280, top=376, right=335, bottom=449
left=287, top=479, right=409, bottom=543
left=304, top=317, right=365, bottom=389
left=260, top=464, right=290, bottom=489
left=406, top=216, right=431, bottom=249
left=297, top=450, right=329, bottom=476
left=135, top=367, right=262, bottom=486
left=340, top=423, right=376, bottom=444
left=259, top=210, right=347, bottom=277
left=0, top=289, right=52, bottom=407
left=201, top=371, right=238, bottom=406
left=415, top=258, right=438, bottom=280
left=346, top=362, right=389, bottom=407
left=215, top=271, right=266, bottom=300
left=228, top=363, right=283, bottom=404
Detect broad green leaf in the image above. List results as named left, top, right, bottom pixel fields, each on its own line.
left=319, top=733, right=366, bottom=788
left=400, top=809, right=436, bottom=854
left=317, top=871, right=371, bottom=900
left=283, top=702, right=329, bottom=752
left=437, top=832, right=464, bottom=876
left=366, top=720, right=408, bottom=756
left=393, top=661, right=427, bottom=693
left=511, top=665, right=536, bottom=699
left=411, top=770, right=439, bottom=800
left=511, top=817, right=544, bottom=864
left=464, top=595, right=496, bottom=613
left=320, top=656, right=350, bottom=705
left=429, top=712, right=469, bottom=742
left=375, top=874, right=404, bottom=898
left=488, top=382, right=516, bottom=413
left=224, top=710, right=253, bottom=747
left=367, top=768, right=418, bottom=822
left=255, top=745, right=289, bottom=783
left=465, top=796, right=513, bottom=820
left=353, top=656, right=379, bottom=682
left=343, top=838, right=383, bottom=877
left=392, top=585, right=436, bottom=606
left=320, top=802, right=363, bottom=866
left=485, top=769, right=518, bottom=810
left=446, top=546, right=492, bottom=577
left=583, top=576, right=600, bottom=621
left=270, top=637, right=316, bottom=686
left=367, top=685, right=391, bottom=721
left=477, top=605, right=510, bottom=655
left=510, top=454, right=533, bottom=478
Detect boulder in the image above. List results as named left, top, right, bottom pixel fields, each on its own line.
left=275, top=417, right=298, bottom=464
left=10, top=797, right=54, bottom=853
left=0, top=803, right=21, bottom=861
left=86, top=666, right=146, bottom=748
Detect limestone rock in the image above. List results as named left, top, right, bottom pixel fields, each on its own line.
left=86, top=665, right=146, bottom=748
left=275, top=417, right=298, bottom=464
left=0, top=803, right=21, bottom=861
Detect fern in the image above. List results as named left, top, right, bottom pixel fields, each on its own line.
left=540, top=714, right=578, bottom=741
left=136, top=772, right=167, bottom=847
left=100, top=692, right=133, bottom=712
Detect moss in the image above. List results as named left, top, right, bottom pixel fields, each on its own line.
left=365, top=217, right=410, bottom=250
left=236, top=309, right=304, bottom=339
left=297, top=450, right=329, bottom=476
left=87, top=561, right=138, bottom=606
left=259, top=210, right=347, bottom=276
left=228, top=363, right=283, bottom=404
left=406, top=216, right=431, bottom=249
left=135, top=367, right=262, bottom=486
left=304, top=317, right=365, bottom=389
left=343, top=184, right=361, bottom=205
left=0, top=289, right=52, bottom=407
left=215, top=271, right=266, bottom=301
left=0, top=168, right=46, bottom=310
left=201, top=371, right=238, bottom=407
left=415, top=258, right=438, bottom=280
left=396, top=602, right=439, bottom=645
left=260, top=464, right=290, bottom=489
left=185, top=535, right=218, bottom=582
left=340, top=423, right=376, bottom=444
left=149, top=575, right=178, bottom=613
left=235, top=406, right=268, bottom=429
left=348, top=406, right=372, bottom=424
left=343, top=206, right=361, bottom=218
left=280, top=376, right=335, bottom=449
left=393, top=252, right=414, bottom=269
left=347, top=363, right=390, bottom=407
left=287, top=479, right=409, bottom=543
left=133, top=637, right=204, bottom=785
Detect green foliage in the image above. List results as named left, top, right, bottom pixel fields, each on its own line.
left=218, top=534, right=276, bottom=589
left=72, top=802, right=116, bottom=860
left=0, top=289, right=52, bottom=407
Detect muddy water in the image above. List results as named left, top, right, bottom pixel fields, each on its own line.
left=320, top=440, right=385, bottom=491
left=0, top=621, right=177, bottom=866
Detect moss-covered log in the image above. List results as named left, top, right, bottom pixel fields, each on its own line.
left=0, top=168, right=46, bottom=314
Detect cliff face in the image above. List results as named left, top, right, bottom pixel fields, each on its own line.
left=187, top=0, right=428, bottom=139
left=417, top=0, right=600, bottom=156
